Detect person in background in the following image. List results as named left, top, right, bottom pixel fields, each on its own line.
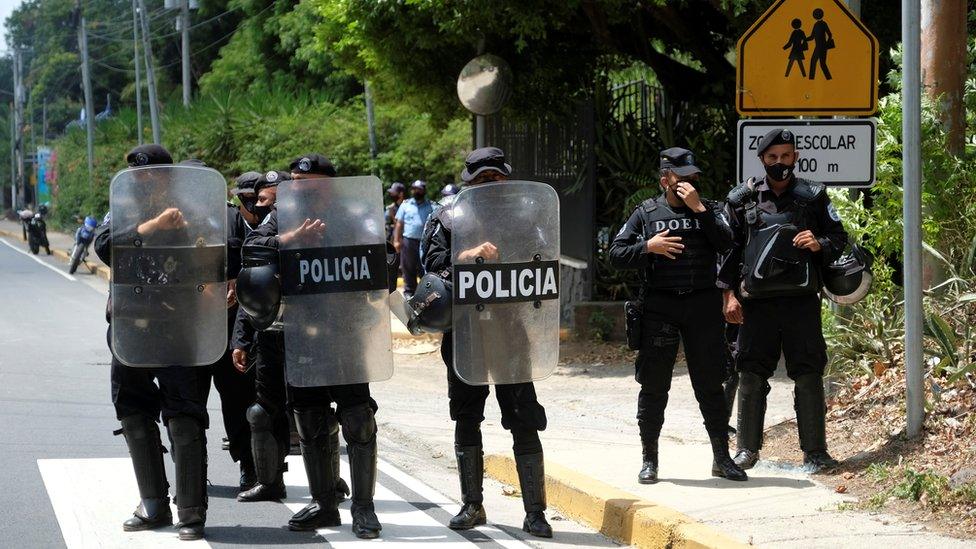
left=393, top=180, right=434, bottom=298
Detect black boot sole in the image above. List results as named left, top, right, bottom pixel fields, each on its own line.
left=178, top=528, right=205, bottom=541
left=711, top=468, right=748, bottom=481
left=449, top=516, right=487, bottom=530
left=522, top=522, right=553, bottom=538
left=122, top=517, right=173, bottom=532
left=637, top=476, right=658, bottom=485
left=289, top=514, right=341, bottom=531
left=353, top=526, right=382, bottom=539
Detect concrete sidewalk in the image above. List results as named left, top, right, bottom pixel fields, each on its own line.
left=378, top=346, right=972, bottom=548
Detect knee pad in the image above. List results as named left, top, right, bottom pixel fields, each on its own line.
left=293, top=406, right=330, bottom=442
left=340, top=403, right=377, bottom=445
left=246, top=403, right=273, bottom=431
left=167, top=416, right=203, bottom=445
left=738, top=371, right=771, bottom=397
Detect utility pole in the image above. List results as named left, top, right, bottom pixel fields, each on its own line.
left=180, top=0, right=191, bottom=107
left=138, top=0, right=162, bottom=143
left=903, top=0, right=925, bottom=438
left=9, top=103, right=14, bottom=210
left=13, top=49, right=24, bottom=207
left=132, top=0, right=143, bottom=144
left=78, top=14, right=96, bottom=190
left=364, top=81, right=377, bottom=174
left=42, top=99, right=47, bottom=146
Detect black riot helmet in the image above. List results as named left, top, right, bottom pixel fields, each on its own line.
left=822, top=244, right=873, bottom=305
left=405, top=271, right=453, bottom=335
left=236, top=245, right=282, bottom=330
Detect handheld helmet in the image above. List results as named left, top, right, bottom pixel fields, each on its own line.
left=822, top=244, right=874, bottom=305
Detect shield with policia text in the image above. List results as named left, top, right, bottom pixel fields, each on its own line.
left=109, top=165, right=228, bottom=367
left=451, top=180, right=560, bottom=385
left=277, top=176, right=394, bottom=387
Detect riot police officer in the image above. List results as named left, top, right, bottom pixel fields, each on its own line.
left=94, top=144, right=221, bottom=540
left=240, top=155, right=382, bottom=538
left=609, top=147, right=747, bottom=484
left=201, top=170, right=261, bottom=493
left=422, top=147, right=554, bottom=538
left=721, top=128, right=848, bottom=472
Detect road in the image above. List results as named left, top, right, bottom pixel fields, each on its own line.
left=0, top=235, right=616, bottom=549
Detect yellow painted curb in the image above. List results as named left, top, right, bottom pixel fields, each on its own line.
left=484, top=455, right=749, bottom=549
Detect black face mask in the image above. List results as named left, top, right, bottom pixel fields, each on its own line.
left=412, top=191, right=426, bottom=201
left=240, top=198, right=258, bottom=215
left=251, top=204, right=272, bottom=220
left=764, top=162, right=794, bottom=182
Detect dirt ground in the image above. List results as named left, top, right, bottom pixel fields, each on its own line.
left=763, top=367, right=976, bottom=540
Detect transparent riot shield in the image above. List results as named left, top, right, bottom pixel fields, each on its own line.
left=277, top=176, right=393, bottom=387
left=451, top=181, right=560, bottom=385
left=110, top=165, right=228, bottom=366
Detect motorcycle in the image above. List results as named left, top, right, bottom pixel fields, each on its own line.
left=25, top=204, right=51, bottom=255
left=69, top=216, right=99, bottom=274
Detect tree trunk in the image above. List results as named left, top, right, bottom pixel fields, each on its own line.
left=921, top=0, right=967, bottom=156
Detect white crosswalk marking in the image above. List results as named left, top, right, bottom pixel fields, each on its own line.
left=38, top=456, right=529, bottom=548
left=37, top=458, right=207, bottom=548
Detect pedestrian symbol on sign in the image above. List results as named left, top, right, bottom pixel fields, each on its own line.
left=783, top=9, right=834, bottom=80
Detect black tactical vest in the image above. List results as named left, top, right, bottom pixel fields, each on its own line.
left=638, top=197, right=718, bottom=291
left=729, top=178, right=823, bottom=299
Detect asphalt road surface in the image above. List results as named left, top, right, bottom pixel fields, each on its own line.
left=0, top=236, right=615, bottom=549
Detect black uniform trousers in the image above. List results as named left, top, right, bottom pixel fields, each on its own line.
left=109, top=326, right=211, bottom=427
left=635, top=288, right=729, bottom=442
left=203, top=347, right=255, bottom=463
left=736, top=293, right=827, bottom=380
left=440, top=333, right=546, bottom=456
left=253, top=331, right=377, bottom=443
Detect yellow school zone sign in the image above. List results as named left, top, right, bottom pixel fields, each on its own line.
left=736, top=0, right=879, bottom=116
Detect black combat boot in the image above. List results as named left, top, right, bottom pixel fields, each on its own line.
left=238, top=403, right=287, bottom=502
left=710, top=436, right=748, bottom=481
left=734, top=372, right=769, bottom=470
left=289, top=407, right=340, bottom=531
left=516, top=452, right=552, bottom=538
left=449, top=445, right=487, bottom=529
left=638, top=440, right=658, bottom=484
left=326, top=410, right=351, bottom=503
left=119, top=415, right=173, bottom=532
left=344, top=404, right=382, bottom=539
left=794, top=374, right=840, bottom=471
left=167, top=416, right=207, bottom=541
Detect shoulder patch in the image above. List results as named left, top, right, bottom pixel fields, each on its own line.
left=827, top=202, right=842, bottom=222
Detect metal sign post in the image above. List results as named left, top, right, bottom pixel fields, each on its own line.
left=902, top=0, right=924, bottom=438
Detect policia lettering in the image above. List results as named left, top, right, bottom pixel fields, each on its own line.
left=454, top=260, right=559, bottom=304
left=280, top=244, right=388, bottom=294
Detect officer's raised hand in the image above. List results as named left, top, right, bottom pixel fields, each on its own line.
left=458, top=241, right=498, bottom=262
left=138, top=207, right=187, bottom=234
left=793, top=230, right=822, bottom=252
left=645, top=229, right=684, bottom=259
left=279, top=217, right=326, bottom=246
left=673, top=181, right=706, bottom=213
